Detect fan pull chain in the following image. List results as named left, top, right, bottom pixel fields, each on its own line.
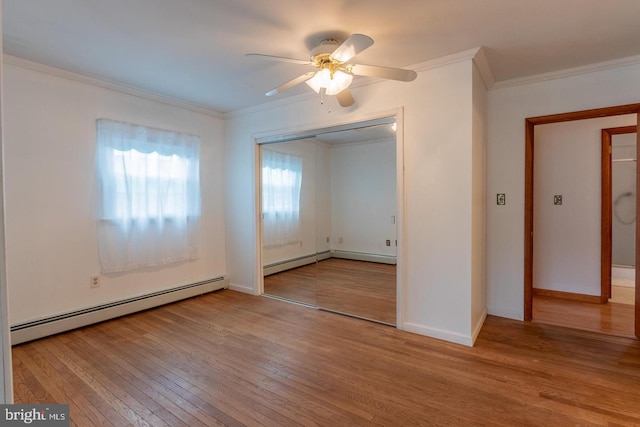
left=318, top=87, right=331, bottom=112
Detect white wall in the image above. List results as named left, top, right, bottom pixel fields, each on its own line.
left=226, top=50, right=487, bottom=345
left=261, top=137, right=396, bottom=266
left=3, top=63, right=227, bottom=324
left=0, top=4, right=15, bottom=403
left=330, top=139, right=396, bottom=257
left=316, top=142, right=332, bottom=254
left=533, top=115, right=635, bottom=296
left=487, top=62, right=640, bottom=319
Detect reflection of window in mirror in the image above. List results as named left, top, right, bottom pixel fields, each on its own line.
left=262, top=149, right=303, bottom=246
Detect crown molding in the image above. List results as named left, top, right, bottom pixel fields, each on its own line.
left=411, top=47, right=479, bottom=72
left=3, top=54, right=224, bottom=118
left=410, top=46, right=495, bottom=89
left=493, top=54, right=640, bottom=90
left=471, top=47, right=495, bottom=89
left=224, top=86, right=321, bottom=119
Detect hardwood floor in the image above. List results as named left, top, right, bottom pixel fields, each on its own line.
left=12, top=290, right=640, bottom=426
left=263, top=262, right=318, bottom=306
left=533, top=295, right=635, bottom=338
left=264, top=258, right=396, bottom=324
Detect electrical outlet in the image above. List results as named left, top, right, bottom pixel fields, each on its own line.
left=386, top=240, right=391, bottom=246
left=338, top=237, right=343, bottom=243
left=90, top=275, right=100, bottom=288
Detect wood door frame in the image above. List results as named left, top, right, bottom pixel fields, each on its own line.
left=602, top=125, right=637, bottom=301
left=524, top=104, right=640, bottom=340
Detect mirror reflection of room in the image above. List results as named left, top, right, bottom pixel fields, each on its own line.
left=611, top=132, right=636, bottom=305
left=261, top=119, right=397, bottom=325
left=261, top=138, right=317, bottom=306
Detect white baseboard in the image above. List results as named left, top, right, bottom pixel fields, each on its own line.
left=402, top=322, right=474, bottom=347
left=612, top=266, right=635, bottom=283
left=471, top=309, right=488, bottom=344
left=11, top=277, right=229, bottom=345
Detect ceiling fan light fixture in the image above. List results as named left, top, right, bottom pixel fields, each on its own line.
left=306, top=68, right=353, bottom=96
left=253, top=33, right=415, bottom=107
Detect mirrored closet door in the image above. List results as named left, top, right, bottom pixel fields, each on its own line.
left=260, top=117, right=398, bottom=325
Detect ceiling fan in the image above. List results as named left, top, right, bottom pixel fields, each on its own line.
left=246, top=34, right=417, bottom=107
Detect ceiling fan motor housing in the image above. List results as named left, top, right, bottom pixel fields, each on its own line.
left=310, top=39, right=341, bottom=65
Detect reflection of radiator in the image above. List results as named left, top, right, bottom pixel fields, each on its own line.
left=331, top=250, right=397, bottom=265
left=264, top=251, right=397, bottom=276
left=11, top=277, right=229, bottom=345
left=263, top=254, right=317, bottom=276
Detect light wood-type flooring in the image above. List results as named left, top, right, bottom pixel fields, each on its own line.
left=533, top=286, right=635, bottom=338
left=264, top=258, right=396, bottom=324
left=13, top=290, right=640, bottom=426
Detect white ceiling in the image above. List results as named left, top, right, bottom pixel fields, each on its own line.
left=4, top=0, right=640, bottom=114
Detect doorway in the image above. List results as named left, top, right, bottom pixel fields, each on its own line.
left=524, top=103, right=640, bottom=339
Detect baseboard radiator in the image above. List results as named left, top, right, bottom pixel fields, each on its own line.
left=263, top=254, right=317, bottom=276
left=264, top=250, right=396, bottom=277
left=11, top=276, right=229, bottom=345
left=331, top=250, right=397, bottom=265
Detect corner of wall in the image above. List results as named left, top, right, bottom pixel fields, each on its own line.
left=228, top=282, right=259, bottom=295
left=471, top=47, right=495, bottom=90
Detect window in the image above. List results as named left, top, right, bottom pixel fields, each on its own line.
left=261, top=148, right=302, bottom=246
left=95, top=119, right=201, bottom=273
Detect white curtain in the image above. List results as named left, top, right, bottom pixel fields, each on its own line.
left=262, top=148, right=302, bottom=246
left=95, top=119, right=201, bottom=273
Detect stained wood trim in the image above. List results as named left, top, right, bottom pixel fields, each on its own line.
left=636, top=124, right=640, bottom=339
left=533, top=288, right=603, bottom=304
left=524, top=103, right=640, bottom=328
left=602, top=129, right=613, bottom=301
left=527, top=103, right=640, bottom=125
left=524, top=119, right=535, bottom=321
left=603, top=125, right=639, bottom=136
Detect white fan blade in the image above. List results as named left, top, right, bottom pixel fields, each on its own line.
left=336, top=88, right=355, bottom=107
left=246, top=53, right=311, bottom=66
left=330, top=34, right=373, bottom=63
left=350, top=64, right=417, bottom=82
left=266, top=71, right=316, bottom=96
